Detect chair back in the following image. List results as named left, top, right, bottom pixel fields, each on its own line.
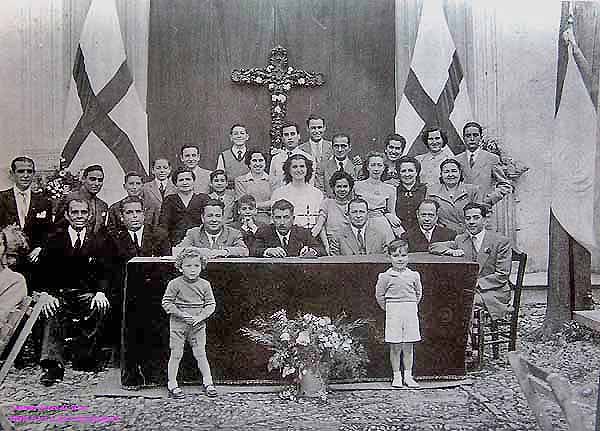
left=508, top=248, right=528, bottom=351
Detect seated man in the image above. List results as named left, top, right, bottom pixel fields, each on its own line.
left=402, top=199, right=456, bottom=252
left=176, top=199, right=249, bottom=258
left=39, top=197, right=110, bottom=386
left=254, top=199, right=325, bottom=257
left=106, top=171, right=160, bottom=233
left=330, top=198, right=394, bottom=256
left=429, top=202, right=512, bottom=321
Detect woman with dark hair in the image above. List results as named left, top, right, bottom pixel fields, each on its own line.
left=0, top=229, right=27, bottom=324
left=394, top=156, right=427, bottom=234
left=311, top=171, right=354, bottom=254
left=234, top=148, right=274, bottom=224
left=271, top=153, right=323, bottom=229
left=415, top=127, right=455, bottom=186
left=354, top=151, right=404, bottom=238
left=427, top=158, right=502, bottom=233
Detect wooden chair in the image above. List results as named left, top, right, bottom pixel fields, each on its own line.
left=508, top=352, right=598, bottom=431
left=0, top=292, right=48, bottom=431
left=471, top=248, right=528, bottom=367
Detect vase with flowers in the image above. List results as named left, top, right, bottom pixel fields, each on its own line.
left=242, top=310, right=371, bottom=400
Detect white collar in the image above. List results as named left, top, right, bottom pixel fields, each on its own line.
left=276, top=230, right=291, bottom=243
left=467, top=148, right=481, bottom=158
left=420, top=226, right=434, bottom=238
left=13, top=186, right=31, bottom=197
left=470, top=230, right=486, bottom=251
left=68, top=226, right=87, bottom=245
left=231, top=145, right=247, bottom=155
left=129, top=225, right=144, bottom=241
left=350, top=223, right=366, bottom=238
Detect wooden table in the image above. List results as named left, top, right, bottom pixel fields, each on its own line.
left=121, top=253, right=478, bottom=386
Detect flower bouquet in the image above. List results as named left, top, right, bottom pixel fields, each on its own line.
left=42, top=158, right=81, bottom=216
left=241, top=310, right=371, bottom=400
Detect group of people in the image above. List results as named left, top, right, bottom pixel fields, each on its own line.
left=0, top=115, right=514, bottom=393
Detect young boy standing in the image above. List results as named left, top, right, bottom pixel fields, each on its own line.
left=216, top=124, right=250, bottom=187
left=162, top=247, right=218, bottom=398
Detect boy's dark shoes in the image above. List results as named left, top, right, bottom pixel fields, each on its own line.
left=204, top=385, right=218, bottom=398
left=40, top=365, right=64, bottom=386
left=168, top=387, right=185, bottom=399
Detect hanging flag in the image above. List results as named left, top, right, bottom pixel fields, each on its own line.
left=395, top=0, right=473, bottom=155
left=62, top=0, right=148, bottom=205
left=551, top=1, right=600, bottom=253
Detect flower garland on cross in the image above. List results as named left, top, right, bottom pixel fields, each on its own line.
left=231, top=45, right=325, bottom=149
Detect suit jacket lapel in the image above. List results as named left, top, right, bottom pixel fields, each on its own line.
left=477, top=232, right=492, bottom=269
left=149, top=181, right=161, bottom=203
left=342, top=227, right=360, bottom=254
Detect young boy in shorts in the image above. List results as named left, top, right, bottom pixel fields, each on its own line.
left=162, top=247, right=218, bottom=398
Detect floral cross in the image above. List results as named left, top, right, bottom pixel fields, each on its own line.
left=231, top=46, right=325, bottom=149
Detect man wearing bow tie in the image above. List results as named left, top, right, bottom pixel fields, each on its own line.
left=216, top=124, right=251, bottom=188
left=429, top=202, right=512, bottom=321
left=0, top=157, right=52, bottom=267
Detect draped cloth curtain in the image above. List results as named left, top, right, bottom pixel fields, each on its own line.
left=147, top=0, right=396, bottom=168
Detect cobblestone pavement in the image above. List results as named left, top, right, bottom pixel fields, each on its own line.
left=1, top=303, right=599, bottom=431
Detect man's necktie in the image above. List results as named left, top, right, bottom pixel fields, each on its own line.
left=470, top=236, right=478, bottom=257
left=18, top=192, right=27, bottom=228
left=469, top=154, right=475, bottom=169
left=74, top=232, right=82, bottom=251
left=133, top=232, right=141, bottom=255
left=281, top=236, right=288, bottom=249
left=159, top=182, right=165, bottom=198
left=237, top=150, right=243, bottom=161
left=357, top=228, right=366, bottom=255
left=339, top=161, right=345, bottom=172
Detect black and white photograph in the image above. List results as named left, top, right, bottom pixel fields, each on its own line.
left=0, top=0, right=599, bottom=429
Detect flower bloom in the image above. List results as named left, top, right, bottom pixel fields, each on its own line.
left=296, top=331, right=310, bottom=346
left=282, top=366, right=296, bottom=377
left=298, top=78, right=306, bottom=85
left=280, top=332, right=291, bottom=341
left=255, top=77, right=263, bottom=84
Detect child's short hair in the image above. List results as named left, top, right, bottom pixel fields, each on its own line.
left=387, top=238, right=409, bottom=254
left=210, top=169, right=228, bottom=182
left=237, top=194, right=257, bottom=208
left=175, top=247, right=208, bottom=272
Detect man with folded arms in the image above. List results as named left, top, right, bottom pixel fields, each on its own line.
left=176, top=199, right=248, bottom=258
left=402, top=199, right=456, bottom=252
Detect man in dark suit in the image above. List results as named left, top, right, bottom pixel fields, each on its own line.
left=39, top=197, right=110, bottom=385
left=105, top=196, right=170, bottom=381
left=402, top=199, right=456, bottom=252
left=106, top=171, right=160, bottom=233
left=317, top=133, right=362, bottom=197
left=254, top=199, right=325, bottom=257
left=142, top=157, right=176, bottom=210
left=0, top=157, right=52, bottom=266
left=330, top=198, right=394, bottom=256
left=55, top=164, right=109, bottom=234
left=429, top=202, right=512, bottom=321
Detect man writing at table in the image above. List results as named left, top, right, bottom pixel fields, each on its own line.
left=254, top=199, right=325, bottom=257
left=176, top=199, right=248, bottom=258
left=429, top=202, right=512, bottom=321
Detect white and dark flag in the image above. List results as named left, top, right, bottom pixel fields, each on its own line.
left=551, top=1, right=600, bottom=253
left=395, top=0, right=473, bottom=155
left=62, top=0, right=148, bottom=204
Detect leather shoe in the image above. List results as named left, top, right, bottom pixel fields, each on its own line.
left=40, top=365, right=64, bottom=386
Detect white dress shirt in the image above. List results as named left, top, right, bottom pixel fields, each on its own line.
left=68, top=226, right=87, bottom=247
left=420, top=227, right=433, bottom=242
left=471, top=230, right=486, bottom=253
left=129, top=226, right=144, bottom=247
left=13, top=186, right=31, bottom=228
left=276, top=231, right=291, bottom=248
